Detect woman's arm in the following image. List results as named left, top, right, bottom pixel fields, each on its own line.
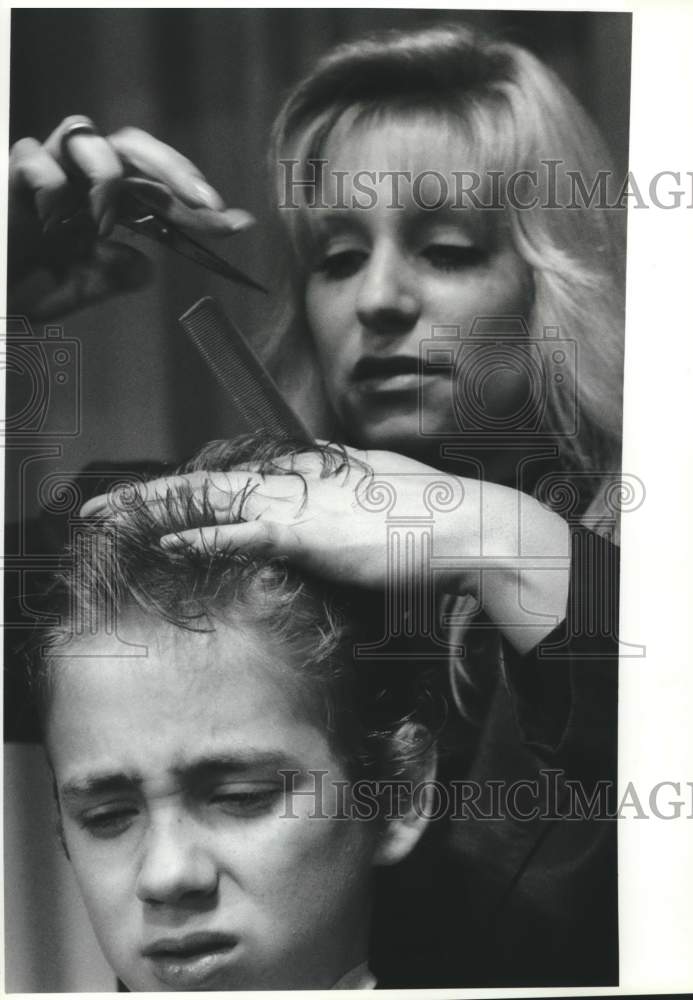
left=456, top=483, right=571, bottom=656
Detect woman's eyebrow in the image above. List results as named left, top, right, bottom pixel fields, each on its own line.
left=406, top=204, right=494, bottom=244
left=310, top=210, right=363, bottom=234
left=312, top=201, right=489, bottom=233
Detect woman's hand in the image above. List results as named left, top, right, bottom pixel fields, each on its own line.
left=83, top=447, right=446, bottom=588
left=81, top=444, right=572, bottom=654
left=8, top=116, right=255, bottom=319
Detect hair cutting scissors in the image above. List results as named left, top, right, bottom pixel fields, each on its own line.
left=56, top=118, right=267, bottom=294
left=116, top=189, right=268, bottom=294
left=57, top=190, right=267, bottom=294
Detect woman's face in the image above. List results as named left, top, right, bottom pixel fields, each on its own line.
left=303, top=116, right=535, bottom=459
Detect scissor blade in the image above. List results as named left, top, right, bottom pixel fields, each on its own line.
left=117, top=204, right=268, bottom=294
left=174, top=238, right=269, bottom=293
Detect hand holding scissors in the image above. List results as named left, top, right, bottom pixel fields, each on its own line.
left=9, top=116, right=264, bottom=318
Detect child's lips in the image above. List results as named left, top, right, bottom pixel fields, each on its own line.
left=143, top=931, right=239, bottom=988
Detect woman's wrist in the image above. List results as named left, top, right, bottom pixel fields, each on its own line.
left=442, top=483, right=571, bottom=655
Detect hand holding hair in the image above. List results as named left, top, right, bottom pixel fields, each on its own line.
left=82, top=442, right=570, bottom=655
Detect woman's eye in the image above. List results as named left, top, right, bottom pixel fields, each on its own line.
left=315, top=249, right=367, bottom=280
left=422, top=244, right=486, bottom=271
left=211, top=786, right=280, bottom=817
left=80, top=806, right=139, bottom=839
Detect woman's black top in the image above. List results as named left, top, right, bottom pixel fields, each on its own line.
left=373, top=525, right=620, bottom=987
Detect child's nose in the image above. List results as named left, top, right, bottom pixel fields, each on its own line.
left=356, top=243, right=421, bottom=336
left=135, top=812, right=218, bottom=906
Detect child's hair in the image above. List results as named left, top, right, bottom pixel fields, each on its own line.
left=31, top=435, right=442, bottom=783
left=265, top=24, right=626, bottom=527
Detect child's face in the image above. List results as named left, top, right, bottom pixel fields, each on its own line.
left=304, top=115, right=534, bottom=457
left=46, top=612, right=378, bottom=990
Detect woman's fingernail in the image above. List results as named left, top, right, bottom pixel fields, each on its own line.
left=225, top=209, right=256, bottom=232
left=189, top=179, right=225, bottom=210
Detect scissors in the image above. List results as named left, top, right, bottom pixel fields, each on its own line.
left=56, top=119, right=266, bottom=293
left=116, top=188, right=268, bottom=294
left=57, top=179, right=267, bottom=294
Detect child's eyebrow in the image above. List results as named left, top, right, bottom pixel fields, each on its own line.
left=59, top=751, right=306, bottom=803
left=181, top=751, right=305, bottom=781
left=60, top=772, right=140, bottom=804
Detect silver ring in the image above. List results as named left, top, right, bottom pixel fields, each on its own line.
left=60, top=117, right=99, bottom=163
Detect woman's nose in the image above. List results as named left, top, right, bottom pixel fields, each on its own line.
left=135, top=812, right=218, bottom=906
left=355, top=244, right=421, bottom=336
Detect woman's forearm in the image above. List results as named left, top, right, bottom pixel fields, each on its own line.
left=445, top=483, right=572, bottom=655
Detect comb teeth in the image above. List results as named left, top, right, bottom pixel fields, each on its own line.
left=179, top=297, right=313, bottom=443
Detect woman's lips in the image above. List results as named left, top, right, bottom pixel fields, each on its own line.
left=352, top=355, right=445, bottom=393
left=357, top=372, right=421, bottom=392
left=143, top=932, right=239, bottom=989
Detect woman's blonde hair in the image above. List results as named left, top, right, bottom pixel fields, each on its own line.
left=266, top=24, right=626, bottom=532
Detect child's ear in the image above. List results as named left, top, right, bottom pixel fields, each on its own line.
left=372, top=722, right=438, bottom=868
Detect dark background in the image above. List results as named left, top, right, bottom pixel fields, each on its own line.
left=5, top=9, right=632, bottom=740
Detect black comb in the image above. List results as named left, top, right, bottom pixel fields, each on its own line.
left=178, top=296, right=313, bottom=443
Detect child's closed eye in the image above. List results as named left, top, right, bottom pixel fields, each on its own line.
left=209, top=783, right=282, bottom=817
left=79, top=803, right=140, bottom=839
